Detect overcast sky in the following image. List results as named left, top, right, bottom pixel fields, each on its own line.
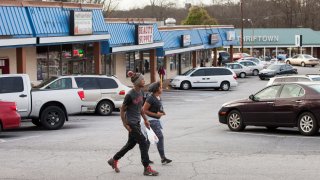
left=117, top=0, right=217, bottom=10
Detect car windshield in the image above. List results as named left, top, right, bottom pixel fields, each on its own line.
left=304, top=55, right=314, bottom=59
left=308, top=84, right=320, bottom=93
left=182, top=68, right=195, bottom=76
left=267, top=64, right=281, bottom=70
left=220, top=52, right=230, bottom=57
left=34, top=77, right=58, bottom=88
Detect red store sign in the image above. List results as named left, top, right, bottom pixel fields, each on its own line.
left=135, top=25, right=154, bottom=45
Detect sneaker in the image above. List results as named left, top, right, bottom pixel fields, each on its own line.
left=161, top=158, right=172, bottom=165
left=143, top=166, right=159, bottom=176
left=108, top=158, right=120, bottom=173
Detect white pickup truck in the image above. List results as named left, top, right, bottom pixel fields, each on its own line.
left=0, top=74, right=85, bottom=130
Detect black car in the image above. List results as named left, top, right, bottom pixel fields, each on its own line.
left=259, top=64, right=297, bottom=80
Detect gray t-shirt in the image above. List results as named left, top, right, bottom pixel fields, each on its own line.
left=123, top=89, right=144, bottom=125
left=146, top=95, right=163, bottom=119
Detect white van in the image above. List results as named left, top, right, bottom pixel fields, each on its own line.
left=170, top=67, right=238, bottom=91
left=37, top=75, right=130, bottom=116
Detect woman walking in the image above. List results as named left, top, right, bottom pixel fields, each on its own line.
left=143, top=82, right=172, bottom=165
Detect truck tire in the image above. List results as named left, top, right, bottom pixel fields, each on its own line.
left=40, top=106, right=66, bottom=130
left=32, top=118, right=42, bottom=127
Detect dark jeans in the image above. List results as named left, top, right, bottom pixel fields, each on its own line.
left=147, top=120, right=165, bottom=159
left=113, top=123, right=150, bottom=167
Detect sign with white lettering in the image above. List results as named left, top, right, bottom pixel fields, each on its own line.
left=135, top=25, right=154, bottom=45
left=227, top=31, right=236, bottom=41
left=295, top=35, right=302, bottom=47
left=70, top=11, right=93, bottom=36
left=209, top=34, right=219, bottom=44
left=243, top=35, right=279, bottom=42
left=181, top=34, right=191, bottom=47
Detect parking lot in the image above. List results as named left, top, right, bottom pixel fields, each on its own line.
left=1, top=66, right=320, bottom=180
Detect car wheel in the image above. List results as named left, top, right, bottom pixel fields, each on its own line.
left=40, top=106, right=66, bottom=130
left=301, top=62, right=306, bottom=67
left=298, top=112, right=318, bottom=136
left=259, top=77, right=265, bottom=80
left=180, top=81, right=191, bottom=90
left=253, top=69, right=259, bottom=76
left=312, top=65, right=315, bottom=67
left=239, top=72, right=246, bottom=78
left=266, top=126, right=278, bottom=130
left=227, top=110, right=245, bottom=131
left=286, top=60, right=290, bottom=64
left=220, top=81, right=230, bottom=91
left=97, top=101, right=113, bottom=116
left=32, top=118, right=42, bottom=127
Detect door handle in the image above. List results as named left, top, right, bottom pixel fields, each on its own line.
left=206, top=78, right=210, bottom=80
left=266, top=102, right=274, bottom=104
left=202, top=78, right=206, bottom=80
left=19, top=94, right=27, bottom=98
left=295, top=100, right=303, bottom=103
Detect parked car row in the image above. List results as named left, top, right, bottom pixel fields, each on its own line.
left=0, top=74, right=130, bottom=130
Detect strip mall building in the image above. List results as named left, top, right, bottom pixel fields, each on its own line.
left=0, top=1, right=239, bottom=86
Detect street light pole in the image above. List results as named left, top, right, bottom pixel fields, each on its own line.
left=248, top=19, right=254, bottom=56
left=240, top=0, right=244, bottom=53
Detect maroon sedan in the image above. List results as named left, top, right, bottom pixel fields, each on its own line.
left=0, top=101, right=20, bottom=132
left=219, top=82, right=320, bottom=136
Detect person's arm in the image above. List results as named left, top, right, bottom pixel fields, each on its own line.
left=143, top=102, right=163, bottom=118
left=121, top=94, right=132, bottom=132
left=141, top=106, right=151, bottom=129
left=120, top=104, right=131, bottom=132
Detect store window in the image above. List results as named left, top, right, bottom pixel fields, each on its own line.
left=169, top=55, right=178, bottom=71
left=101, top=55, right=113, bottom=75
left=126, top=52, right=135, bottom=76
left=181, top=52, right=191, bottom=69
left=37, top=43, right=95, bottom=81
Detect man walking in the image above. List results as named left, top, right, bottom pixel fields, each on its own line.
left=107, top=71, right=159, bottom=176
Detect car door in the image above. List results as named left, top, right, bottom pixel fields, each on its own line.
left=204, top=68, right=219, bottom=87
left=273, top=84, right=306, bottom=125
left=189, top=69, right=207, bottom=88
left=97, top=77, right=119, bottom=101
left=0, top=76, right=30, bottom=117
left=243, top=85, right=281, bottom=124
left=291, top=55, right=299, bottom=65
left=74, top=77, right=101, bottom=105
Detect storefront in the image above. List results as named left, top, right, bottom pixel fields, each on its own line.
left=0, top=1, right=110, bottom=83
left=157, top=27, right=204, bottom=77
left=234, top=28, right=320, bottom=58
left=103, top=20, right=163, bottom=85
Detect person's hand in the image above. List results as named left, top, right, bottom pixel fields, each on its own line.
left=157, top=112, right=165, bottom=118
left=124, top=124, right=132, bottom=132
left=144, top=120, right=150, bottom=129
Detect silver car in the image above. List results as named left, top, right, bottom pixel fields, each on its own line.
left=38, top=75, right=131, bottom=116
left=225, top=63, right=253, bottom=78
left=285, top=54, right=319, bottom=67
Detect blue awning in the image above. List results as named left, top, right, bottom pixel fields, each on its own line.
left=102, top=23, right=163, bottom=54
left=157, top=29, right=204, bottom=56
left=0, top=6, right=33, bottom=38
left=28, top=7, right=108, bottom=37
left=218, top=28, right=239, bottom=46
left=197, top=28, right=223, bottom=49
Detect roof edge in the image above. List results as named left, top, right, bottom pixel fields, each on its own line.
left=0, top=1, right=103, bottom=9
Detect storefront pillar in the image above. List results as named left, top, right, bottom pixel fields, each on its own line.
left=192, top=51, right=197, bottom=68
left=289, top=48, right=292, bottom=57
left=178, top=54, right=182, bottom=75
left=150, top=49, right=157, bottom=83
left=213, top=48, right=217, bottom=66
left=94, top=42, right=102, bottom=75
left=263, top=47, right=266, bottom=59
left=229, top=45, right=234, bottom=62
left=311, top=47, right=314, bottom=57
left=16, top=47, right=26, bottom=74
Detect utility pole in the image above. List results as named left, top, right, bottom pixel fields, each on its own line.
left=240, top=0, right=244, bottom=53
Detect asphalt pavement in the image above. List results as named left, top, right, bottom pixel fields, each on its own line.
left=1, top=66, right=320, bottom=180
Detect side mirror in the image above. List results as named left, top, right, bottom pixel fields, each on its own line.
left=249, top=94, right=255, bottom=101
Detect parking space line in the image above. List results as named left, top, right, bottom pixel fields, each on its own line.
left=227, top=131, right=320, bottom=140
left=0, top=135, right=41, bottom=143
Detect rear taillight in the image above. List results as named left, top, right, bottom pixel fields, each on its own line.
left=78, top=90, right=85, bottom=100
left=119, top=90, right=126, bottom=95
left=233, top=75, right=237, bottom=80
